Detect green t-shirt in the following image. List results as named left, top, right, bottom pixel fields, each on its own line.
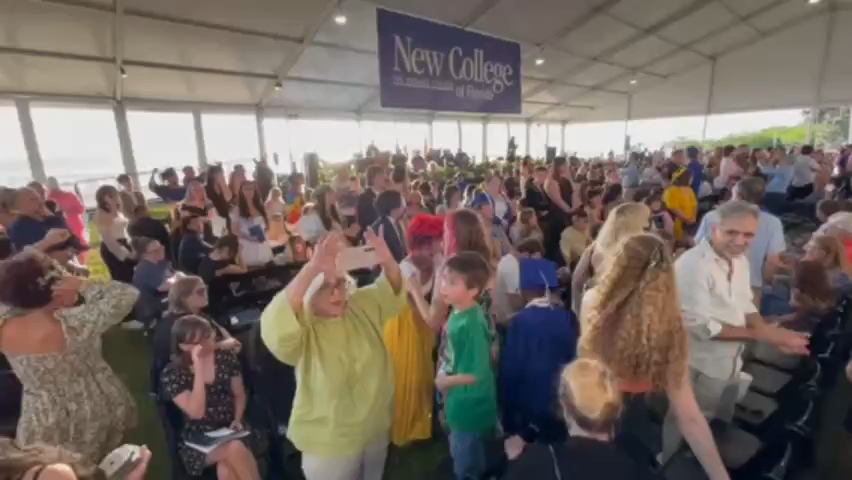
left=444, top=304, right=497, bottom=434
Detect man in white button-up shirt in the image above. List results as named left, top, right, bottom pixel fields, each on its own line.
left=661, top=200, right=809, bottom=460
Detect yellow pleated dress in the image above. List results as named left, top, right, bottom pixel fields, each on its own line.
left=384, top=260, right=436, bottom=446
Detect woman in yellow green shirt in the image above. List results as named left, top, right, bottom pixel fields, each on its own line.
left=260, top=230, right=406, bottom=480
left=662, top=168, right=698, bottom=242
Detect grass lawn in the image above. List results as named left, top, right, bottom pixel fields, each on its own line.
left=88, top=208, right=450, bottom=479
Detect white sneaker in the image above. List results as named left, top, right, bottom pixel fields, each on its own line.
left=121, top=320, right=145, bottom=331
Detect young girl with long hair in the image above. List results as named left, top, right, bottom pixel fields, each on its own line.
left=580, top=234, right=729, bottom=480
left=509, top=208, right=543, bottom=246
left=230, top=181, right=272, bottom=266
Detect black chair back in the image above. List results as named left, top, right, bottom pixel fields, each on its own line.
left=0, top=354, right=21, bottom=438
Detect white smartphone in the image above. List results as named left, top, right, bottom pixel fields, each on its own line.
left=337, top=245, right=379, bottom=271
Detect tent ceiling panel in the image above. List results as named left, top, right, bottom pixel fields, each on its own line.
left=630, top=63, right=712, bottom=119
left=122, top=66, right=266, bottom=104
left=711, top=14, right=826, bottom=113
left=522, top=79, right=546, bottom=96
left=527, top=85, right=589, bottom=104
left=314, top=0, right=378, bottom=52
left=537, top=106, right=586, bottom=121
left=657, top=2, right=735, bottom=45
left=288, top=45, right=379, bottom=87
left=602, top=72, right=664, bottom=93
left=751, top=0, right=816, bottom=31
left=644, top=50, right=707, bottom=76
left=569, top=63, right=629, bottom=87
left=123, top=16, right=297, bottom=75
left=473, top=0, right=609, bottom=45
left=691, top=23, right=758, bottom=56
left=0, top=54, right=113, bottom=97
left=522, top=102, right=552, bottom=117
left=370, top=0, right=489, bottom=25
left=604, top=35, right=678, bottom=70
left=123, top=0, right=325, bottom=38
left=819, top=10, right=852, bottom=104
left=724, top=0, right=779, bottom=17
left=555, top=14, right=640, bottom=58
left=266, top=81, right=374, bottom=111
left=521, top=48, right=587, bottom=80
left=0, top=0, right=113, bottom=58
left=0, top=0, right=843, bottom=123
left=608, top=0, right=696, bottom=29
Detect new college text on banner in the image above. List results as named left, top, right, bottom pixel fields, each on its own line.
left=376, top=8, right=522, bottom=114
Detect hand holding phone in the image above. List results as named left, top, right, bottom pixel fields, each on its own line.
left=337, top=245, right=379, bottom=271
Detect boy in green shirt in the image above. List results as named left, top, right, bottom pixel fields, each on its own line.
left=436, top=251, right=497, bottom=480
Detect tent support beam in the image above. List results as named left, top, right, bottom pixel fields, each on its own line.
left=192, top=110, right=208, bottom=168
left=112, top=0, right=126, bottom=101
left=113, top=102, right=139, bottom=186
left=481, top=118, right=488, bottom=163
left=15, top=99, right=46, bottom=184
left=623, top=94, right=632, bottom=157
left=255, top=107, right=267, bottom=160
left=810, top=2, right=837, bottom=145
left=700, top=59, right=717, bottom=144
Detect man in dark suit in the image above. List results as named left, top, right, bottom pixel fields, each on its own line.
left=370, top=189, right=407, bottom=263
left=356, top=165, right=387, bottom=234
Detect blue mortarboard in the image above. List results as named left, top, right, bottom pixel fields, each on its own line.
left=469, top=191, right=491, bottom=209
left=519, top=258, right=558, bottom=291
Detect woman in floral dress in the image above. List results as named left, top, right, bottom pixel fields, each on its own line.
left=0, top=233, right=138, bottom=463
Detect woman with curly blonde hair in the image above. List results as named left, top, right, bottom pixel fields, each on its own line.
left=580, top=233, right=729, bottom=480
left=571, top=202, right=651, bottom=317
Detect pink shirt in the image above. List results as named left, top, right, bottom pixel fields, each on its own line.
left=47, top=190, right=87, bottom=246
left=714, top=157, right=743, bottom=188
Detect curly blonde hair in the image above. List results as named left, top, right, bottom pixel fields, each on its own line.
left=580, top=233, right=686, bottom=391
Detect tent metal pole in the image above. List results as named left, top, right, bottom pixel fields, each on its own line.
left=255, top=107, right=267, bottom=161
left=524, top=120, right=531, bottom=156
left=15, top=99, right=47, bottom=184
left=623, top=94, right=632, bottom=157
left=456, top=120, right=463, bottom=153
left=560, top=121, right=566, bottom=155
left=113, top=102, right=139, bottom=185
left=192, top=110, right=208, bottom=168
left=481, top=118, right=488, bottom=163
left=700, top=59, right=717, bottom=145
left=811, top=7, right=837, bottom=145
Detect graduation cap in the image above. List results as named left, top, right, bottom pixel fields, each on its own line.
left=519, top=258, right=558, bottom=292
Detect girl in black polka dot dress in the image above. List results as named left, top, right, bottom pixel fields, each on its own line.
left=160, top=315, right=261, bottom=479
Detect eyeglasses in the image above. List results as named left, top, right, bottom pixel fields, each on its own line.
left=318, top=278, right=347, bottom=293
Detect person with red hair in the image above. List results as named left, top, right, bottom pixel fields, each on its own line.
left=384, top=213, right=444, bottom=446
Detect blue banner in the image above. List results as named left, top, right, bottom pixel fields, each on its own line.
left=376, top=8, right=522, bottom=114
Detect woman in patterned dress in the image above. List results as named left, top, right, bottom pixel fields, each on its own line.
left=0, top=231, right=138, bottom=464
left=160, top=315, right=261, bottom=479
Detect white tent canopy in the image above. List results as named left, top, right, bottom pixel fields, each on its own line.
left=1, top=0, right=850, bottom=123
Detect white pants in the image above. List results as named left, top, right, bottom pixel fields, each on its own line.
left=301, top=433, right=389, bottom=480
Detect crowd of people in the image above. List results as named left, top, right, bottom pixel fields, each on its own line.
left=0, top=139, right=850, bottom=480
